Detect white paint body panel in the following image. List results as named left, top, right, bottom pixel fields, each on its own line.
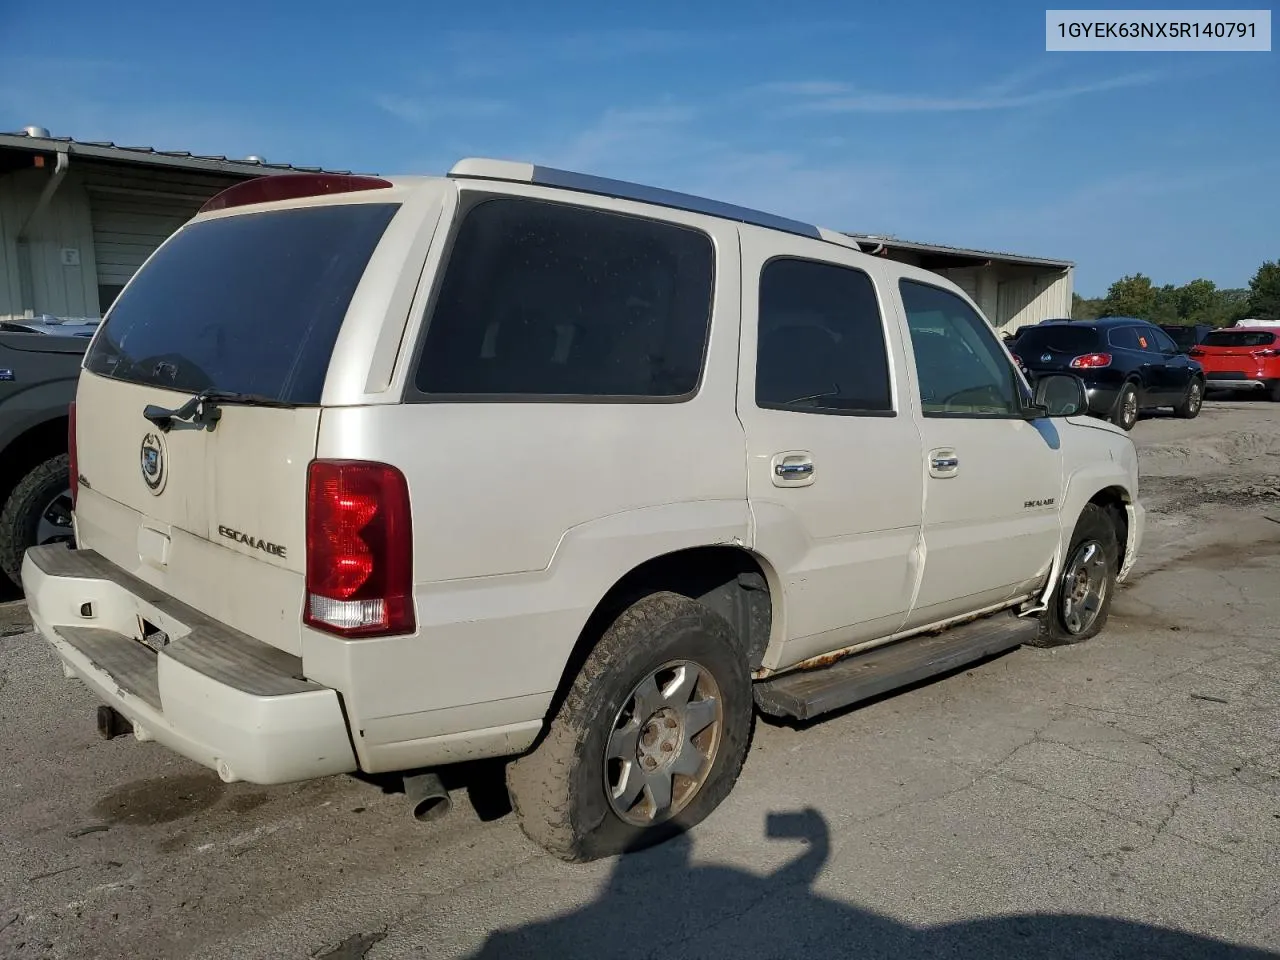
left=24, top=168, right=1143, bottom=783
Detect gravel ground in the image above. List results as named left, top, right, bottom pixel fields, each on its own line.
left=1, top=399, right=1278, bottom=960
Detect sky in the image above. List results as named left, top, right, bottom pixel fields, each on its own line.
left=1, top=0, right=1276, bottom=295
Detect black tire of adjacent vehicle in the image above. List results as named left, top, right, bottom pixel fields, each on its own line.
left=505, top=591, right=753, bottom=863
left=1027, top=503, right=1120, bottom=648
left=1110, top=382, right=1139, bottom=431
left=0, top=454, right=71, bottom=588
left=1267, top=380, right=1280, bottom=403
left=1174, top=377, right=1204, bottom=419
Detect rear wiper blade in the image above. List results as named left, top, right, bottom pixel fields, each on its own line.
left=142, top=389, right=293, bottom=432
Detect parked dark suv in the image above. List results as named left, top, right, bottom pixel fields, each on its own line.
left=1011, top=317, right=1204, bottom=430
left=1159, top=322, right=1213, bottom=354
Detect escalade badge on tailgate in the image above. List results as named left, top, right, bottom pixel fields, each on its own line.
left=140, top=432, right=167, bottom=494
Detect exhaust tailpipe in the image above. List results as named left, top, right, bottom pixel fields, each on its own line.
left=404, top=771, right=452, bottom=822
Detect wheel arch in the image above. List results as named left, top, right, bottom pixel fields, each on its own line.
left=539, top=543, right=779, bottom=745
left=0, top=413, right=69, bottom=506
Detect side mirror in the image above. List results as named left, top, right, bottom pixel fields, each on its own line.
left=1031, top=374, right=1088, bottom=417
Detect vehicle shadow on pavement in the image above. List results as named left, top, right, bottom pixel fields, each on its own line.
left=467, top=808, right=1279, bottom=960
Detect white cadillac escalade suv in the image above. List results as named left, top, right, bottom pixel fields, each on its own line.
left=22, top=159, right=1143, bottom=862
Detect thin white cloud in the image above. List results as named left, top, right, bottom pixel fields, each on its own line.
left=374, top=92, right=509, bottom=126
left=759, top=70, right=1163, bottom=114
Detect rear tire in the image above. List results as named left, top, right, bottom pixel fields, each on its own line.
left=505, top=591, right=753, bottom=862
left=1175, top=377, right=1204, bottom=418
left=1110, top=383, right=1139, bottom=431
left=0, top=454, right=73, bottom=588
left=1267, top=380, right=1280, bottom=403
left=1028, top=503, right=1120, bottom=648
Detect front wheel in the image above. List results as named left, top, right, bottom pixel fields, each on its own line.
left=1028, top=503, right=1120, bottom=648
left=1175, top=378, right=1204, bottom=419
left=1110, top=383, right=1139, bottom=431
left=506, top=591, right=753, bottom=862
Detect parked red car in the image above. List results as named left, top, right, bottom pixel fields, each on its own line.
left=1189, top=326, right=1280, bottom=401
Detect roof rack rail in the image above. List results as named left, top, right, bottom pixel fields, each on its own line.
left=448, top=157, right=826, bottom=243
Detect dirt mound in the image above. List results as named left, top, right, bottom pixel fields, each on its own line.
left=1138, top=430, right=1280, bottom=479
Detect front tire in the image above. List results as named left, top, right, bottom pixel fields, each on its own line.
left=506, top=591, right=753, bottom=862
left=1110, top=383, right=1139, bottom=431
left=1028, top=503, right=1120, bottom=648
left=0, top=454, right=73, bottom=588
left=1175, top=377, right=1204, bottom=418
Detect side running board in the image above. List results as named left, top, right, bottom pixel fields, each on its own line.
left=753, top=612, right=1038, bottom=721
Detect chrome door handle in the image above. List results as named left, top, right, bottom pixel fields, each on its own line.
left=931, top=456, right=959, bottom=470
left=775, top=462, right=814, bottom=477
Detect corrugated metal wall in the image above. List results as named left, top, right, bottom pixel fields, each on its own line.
left=83, top=165, right=238, bottom=289
left=0, top=162, right=239, bottom=319
left=0, top=168, right=99, bottom=320
left=996, top=270, right=1072, bottom=331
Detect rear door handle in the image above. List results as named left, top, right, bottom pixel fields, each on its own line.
left=929, top=448, right=960, bottom=478
left=771, top=451, right=816, bottom=487
left=775, top=461, right=813, bottom=477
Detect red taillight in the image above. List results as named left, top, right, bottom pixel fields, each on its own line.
left=199, top=173, right=394, bottom=213
left=1070, top=352, right=1112, bottom=369
left=1188, top=348, right=1204, bottom=358
left=1010, top=353, right=1022, bottom=366
left=304, top=460, right=414, bottom=638
left=68, top=401, right=78, bottom=507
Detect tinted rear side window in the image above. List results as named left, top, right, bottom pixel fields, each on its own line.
left=84, top=203, right=399, bottom=404
left=414, top=196, right=715, bottom=399
left=755, top=257, right=893, bottom=414
left=1202, top=330, right=1277, bottom=347
left=1015, top=326, right=1099, bottom=355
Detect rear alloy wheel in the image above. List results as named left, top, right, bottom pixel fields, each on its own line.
left=1175, top=378, right=1204, bottom=419
left=0, top=454, right=73, bottom=588
left=1029, top=503, right=1120, bottom=648
left=505, top=591, right=752, bottom=862
left=1111, top=383, right=1139, bottom=431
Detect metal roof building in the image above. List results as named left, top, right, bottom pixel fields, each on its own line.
left=845, top=233, right=1074, bottom=334
left=1, top=127, right=1072, bottom=331
left=0, top=127, right=359, bottom=321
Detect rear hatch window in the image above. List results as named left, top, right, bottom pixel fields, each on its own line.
left=1014, top=326, right=1098, bottom=358
left=1201, top=330, right=1277, bottom=348
left=85, top=202, right=400, bottom=401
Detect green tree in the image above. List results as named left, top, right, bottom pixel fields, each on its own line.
left=1175, top=278, right=1218, bottom=324
left=1150, top=283, right=1180, bottom=325
left=1247, top=260, right=1280, bottom=322
left=1100, top=273, right=1157, bottom=318
left=1071, top=292, right=1104, bottom=320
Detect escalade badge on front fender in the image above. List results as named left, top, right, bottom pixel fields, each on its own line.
left=140, top=432, right=167, bottom=495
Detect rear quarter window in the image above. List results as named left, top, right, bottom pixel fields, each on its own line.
left=411, top=196, right=715, bottom=400
left=84, top=202, right=399, bottom=404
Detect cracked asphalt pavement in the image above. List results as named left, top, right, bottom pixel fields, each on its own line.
left=1, top=400, right=1278, bottom=959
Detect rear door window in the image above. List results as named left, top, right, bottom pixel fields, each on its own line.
left=84, top=203, right=400, bottom=404
left=412, top=196, right=715, bottom=400
left=755, top=257, right=893, bottom=414
left=1107, top=327, right=1142, bottom=351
